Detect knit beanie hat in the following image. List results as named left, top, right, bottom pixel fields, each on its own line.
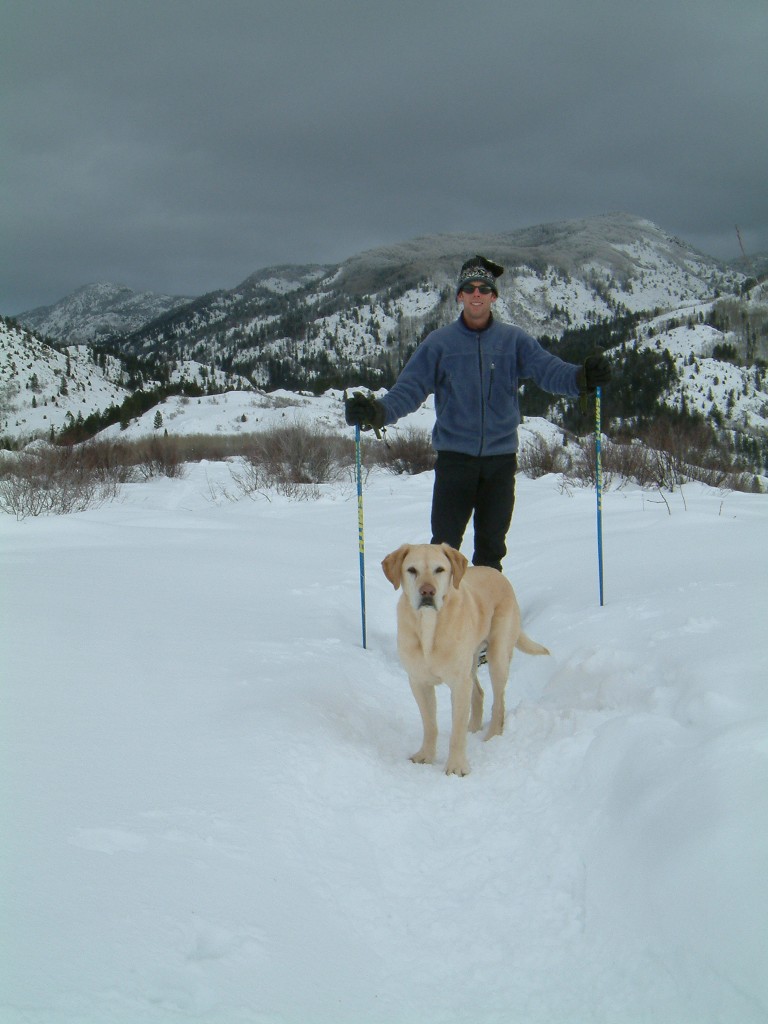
left=456, top=254, right=505, bottom=295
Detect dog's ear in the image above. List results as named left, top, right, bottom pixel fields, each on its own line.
left=441, top=544, right=468, bottom=589
left=381, top=545, right=410, bottom=589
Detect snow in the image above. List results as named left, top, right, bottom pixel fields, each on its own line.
left=1, top=324, right=129, bottom=439
left=635, top=319, right=768, bottom=431
left=3, top=428, right=767, bottom=1022
left=97, top=388, right=436, bottom=442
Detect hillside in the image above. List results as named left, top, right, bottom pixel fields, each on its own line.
left=16, top=214, right=747, bottom=391
left=19, top=282, right=192, bottom=344
left=0, top=317, right=253, bottom=444
left=3, top=214, right=767, bottom=470
left=0, top=318, right=130, bottom=441
left=112, top=214, right=748, bottom=388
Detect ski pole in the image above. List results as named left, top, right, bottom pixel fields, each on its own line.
left=595, top=385, right=604, bottom=607
left=355, top=424, right=367, bottom=648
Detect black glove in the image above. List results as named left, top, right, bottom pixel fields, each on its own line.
left=344, top=391, right=386, bottom=432
left=577, top=352, right=612, bottom=393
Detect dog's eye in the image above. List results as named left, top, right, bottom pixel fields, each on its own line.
left=434, top=566, right=446, bottom=574
left=406, top=567, right=418, bottom=576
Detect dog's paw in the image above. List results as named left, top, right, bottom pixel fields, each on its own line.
left=444, top=756, right=470, bottom=777
left=410, top=748, right=435, bottom=765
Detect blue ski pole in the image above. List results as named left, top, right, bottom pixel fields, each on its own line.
left=595, top=385, right=604, bottom=607
left=355, top=424, right=367, bottom=648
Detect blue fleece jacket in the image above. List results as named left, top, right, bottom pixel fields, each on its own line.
left=380, top=314, right=581, bottom=456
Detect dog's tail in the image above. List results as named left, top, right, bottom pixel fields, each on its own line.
left=515, top=630, right=550, bottom=656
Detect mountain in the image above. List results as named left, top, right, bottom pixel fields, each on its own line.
left=0, top=317, right=130, bottom=441
left=15, top=215, right=747, bottom=386
left=18, top=282, right=193, bottom=344
left=94, top=213, right=748, bottom=389
left=0, top=316, right=252, bottom=444
left=3, top=214, right=766, bottom=467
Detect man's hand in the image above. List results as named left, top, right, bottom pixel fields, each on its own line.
left=344, top=391, right=386, bottom=432
left=577, top=352, right=612, bottom=392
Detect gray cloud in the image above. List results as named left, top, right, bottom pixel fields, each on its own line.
left=3, top=0, right=766, bottom=313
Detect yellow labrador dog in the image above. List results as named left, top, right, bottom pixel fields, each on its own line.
left=382, top=543, right=549, bottom=776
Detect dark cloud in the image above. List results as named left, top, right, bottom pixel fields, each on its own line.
left=3, top=0, right=766, bottom=313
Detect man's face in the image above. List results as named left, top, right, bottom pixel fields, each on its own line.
left=458, top=281, right=497, bottom=327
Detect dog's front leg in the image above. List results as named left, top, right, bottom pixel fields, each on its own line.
left=408, top=678, right=437, bottom=765
left=444, top=677, right=472, bottom=776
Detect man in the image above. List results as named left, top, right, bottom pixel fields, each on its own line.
left=345, top=255, right=611, bottom=572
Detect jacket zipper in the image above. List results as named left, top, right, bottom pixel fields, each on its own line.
left=477, top=339, right=485, bottom=455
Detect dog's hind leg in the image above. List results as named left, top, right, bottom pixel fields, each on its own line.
left=484, top=650, right=512, bottom=741
left=469, top=672, right=484, bottom=733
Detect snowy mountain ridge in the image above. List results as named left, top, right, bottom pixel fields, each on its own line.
left=3, top=214, right=767, bottom=454
left=0, top=318, right=253, bottom=441
left=15, top=215, right=748, bottom=368
left=19, top=281, right=193, bottom=344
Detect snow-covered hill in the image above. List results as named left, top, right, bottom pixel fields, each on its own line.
left=0, top=318, right=130, bottom=439
left=18, top=282, right=192, bottom=343
left=337, top=212, right=745, bottom=335
left=0, top=316, right=258, bottom=444
left=636, top=311, right=768, bottom=434
left=3, top=214, right=766, bottom=459
left=14, top=215, right=748, bottom=388
left=117, top=214, right=746, bottom=383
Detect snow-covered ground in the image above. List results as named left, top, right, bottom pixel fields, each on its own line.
left=97, top=387, right=435, bottom=442
left=2, top=450, right=766, bottom=1022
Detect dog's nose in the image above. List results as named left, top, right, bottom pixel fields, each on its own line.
left=419, top=582, right=436, bottom=598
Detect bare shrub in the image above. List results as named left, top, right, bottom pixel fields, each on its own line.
left=517, top=434, right=572, bottom=479
left=133, top=435, right=185, bottom=480
left=230, top=423, right=350, bottom=500
left=579, top=419, right=760, bottom=494
left=638, top=418, right=733, bottom=491
left=170, top=434, right=255, bottom=463
left=684, top=464, right=760, bottom=492
left=229, top=455, right=322, bottom=501
left=0, top=444, right=120, bottom=519
left=250, top=423, right=347, bottom=484
left=77, top=439, right=139, bottom=485
left=372, top=428, right=436, bottom=475
left=598, top=438, right=655, bottom=487
left=564, top=435, right=615, bottom=490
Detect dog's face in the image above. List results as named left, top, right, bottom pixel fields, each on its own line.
left=382, top=543, right=467, bottom=613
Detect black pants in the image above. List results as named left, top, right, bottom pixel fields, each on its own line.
left=430, top=451, right=517, bottom=572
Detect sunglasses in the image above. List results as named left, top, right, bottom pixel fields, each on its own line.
left=461, top=284, right=494, bottom=295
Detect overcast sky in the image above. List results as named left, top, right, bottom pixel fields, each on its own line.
left=2, top=0, right=766, bottom=314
